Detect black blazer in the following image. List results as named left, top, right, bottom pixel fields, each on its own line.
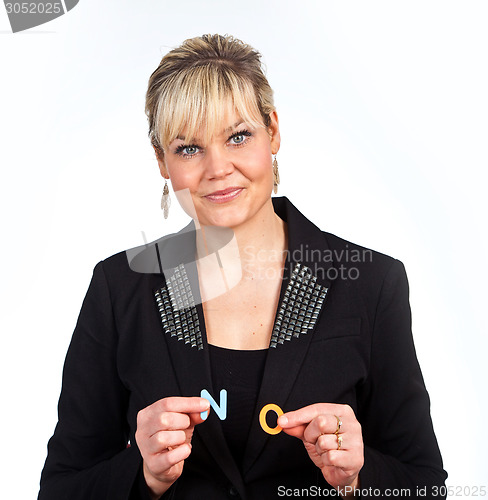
left=38, top=197, right=447, bottom=499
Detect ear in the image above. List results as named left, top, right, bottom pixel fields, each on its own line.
left=268, top=110, right=281, bottom=155
left=153, top=145, right=169, bottom=179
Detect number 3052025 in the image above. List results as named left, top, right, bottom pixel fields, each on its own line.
left=5, top=3, right=62, bottom=14
left=431, top=485, right=486, bottom=496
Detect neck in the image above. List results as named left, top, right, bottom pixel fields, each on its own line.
left=232, top=198, right=287, bottom=259
left=194, top=198, right=288, bottom=301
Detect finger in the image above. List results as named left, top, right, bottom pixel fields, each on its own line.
left=157, top=412, right=191, bottom=432
left=148, top=443, right=192, bottom=476
left=319, top=448, right=364, bottom=472
left=149, top=397, right=210, bottom=415
left=146, top=430, right=187, bottom=455
left=280, top=424, right=307, bottom=440
left=138, top=411, right=190, bottom=438
left=303, top=414, right=340, bottom=443
left=278, top=403, right=345, bottom=428
left=315, top=433, right=347, bottom=454
left=138, top=398, right=210, bottom=435
left=188, top=410, right=208, bottom=427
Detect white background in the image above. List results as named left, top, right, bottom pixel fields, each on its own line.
left=1, top=0, right=487, bottom=496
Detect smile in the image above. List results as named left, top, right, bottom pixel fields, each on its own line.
left=204, top=187, right=243, bottom=204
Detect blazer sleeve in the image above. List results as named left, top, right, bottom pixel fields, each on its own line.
left=38, top=261, right=154, bottom=500
left=356, top=259, right=447, bottom=495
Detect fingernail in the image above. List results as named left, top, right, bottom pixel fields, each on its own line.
left=279, top=416, right=288, bottom=426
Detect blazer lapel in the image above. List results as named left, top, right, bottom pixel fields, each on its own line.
left=242, top=197, right=336, bottom=476
left=149, top=229, right=246, bottom=494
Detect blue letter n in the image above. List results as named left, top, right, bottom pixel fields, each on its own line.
left=200, top=389, right=227, bottom=420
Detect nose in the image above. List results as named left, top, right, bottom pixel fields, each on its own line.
left=203, top=146, right=234, bottom=180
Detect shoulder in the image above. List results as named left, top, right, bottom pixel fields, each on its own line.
left=314, top=232, right=411, bottom=337
left=97, top=221, right=195, bottom=278
left=278, top=196, right=405, bottom=281
left=317, top=230, right=408, bottom=297
left=322, top=231, right=399, bottom=270
left=97, top=248, right=133, bottom=278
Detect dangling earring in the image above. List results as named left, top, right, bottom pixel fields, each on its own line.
left=161, top=179, right=171, bottom=219
left=273, top=154, right=280, bottom=194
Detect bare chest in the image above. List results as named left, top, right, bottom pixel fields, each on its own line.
left=202, top=273, right=283, bottom=350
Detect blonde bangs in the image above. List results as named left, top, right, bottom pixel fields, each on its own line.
left=155, top=64, right=266, bottom=151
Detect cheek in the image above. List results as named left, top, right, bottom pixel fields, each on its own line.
left=166, top=166, right=199, bottom=192
left=255, top=159, right=273, bottom=183
left=243, top=147, right=272, bottom=180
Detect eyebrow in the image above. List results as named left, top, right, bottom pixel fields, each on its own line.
left=175, top=121, right=244, bottom=142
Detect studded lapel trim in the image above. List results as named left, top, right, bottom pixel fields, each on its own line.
left=154, top=261, right=328, bottom=352
left=270, top=262, right=328, bottom=348
left=154, top=263, right=203, bottom=350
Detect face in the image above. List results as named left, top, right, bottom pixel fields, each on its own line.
left=157, top=108, right=281, bottom=229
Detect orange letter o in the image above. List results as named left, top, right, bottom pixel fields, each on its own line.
left=259, top=403, right=284, bottom=435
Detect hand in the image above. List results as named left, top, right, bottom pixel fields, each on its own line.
left=135, top=396, right=210, bottom=499
left=278, top=403, right=364, bottom=494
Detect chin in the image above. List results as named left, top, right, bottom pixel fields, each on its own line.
left=200, top=210, right=248, bottom=229
left=194, top=197, right=247, bottom=228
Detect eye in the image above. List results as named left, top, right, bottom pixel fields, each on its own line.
left=228, top=130, right=252, bottom=146
left=183, top=146, right=198, bottom=155
left=174, top=144, right=200, bottom=158
left=231, top=134, right=245, bottom=144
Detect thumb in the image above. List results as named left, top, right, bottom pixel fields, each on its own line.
left=279, top=424, right=307, bottom=440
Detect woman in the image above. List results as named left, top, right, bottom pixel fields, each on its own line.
left=39, top=34, right=447, bottom=499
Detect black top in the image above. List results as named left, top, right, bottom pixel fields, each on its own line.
left=208, top=344, right=268, bottom=468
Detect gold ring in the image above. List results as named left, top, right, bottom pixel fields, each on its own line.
left=337, top=435, right=343, bottom=450
left=334, top=415, right=342, bottom=435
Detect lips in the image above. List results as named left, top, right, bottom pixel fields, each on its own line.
left=204, top=187, right=244, bottom=204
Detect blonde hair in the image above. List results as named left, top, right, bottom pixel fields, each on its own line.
left=145, top=34, right=275, bottom=154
